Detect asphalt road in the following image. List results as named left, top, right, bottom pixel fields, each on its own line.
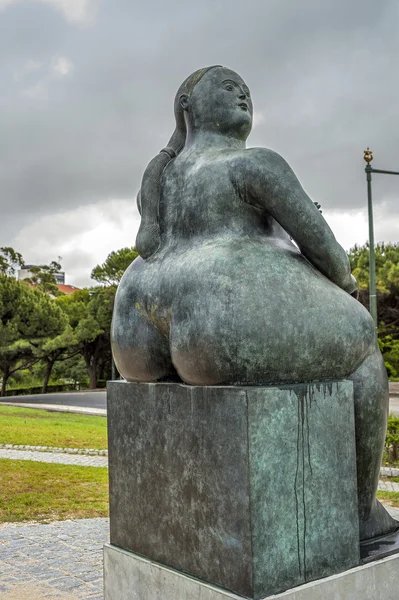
left=1, top=389, right=398, bottom=414
left=390, top=396, right=399, bottom=415
left=0, top=390, right=107, bottom=410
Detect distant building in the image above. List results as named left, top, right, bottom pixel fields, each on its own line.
left=24, top=283, right=81, bottom=297
left=18, top=265, right=65, bottom=285
left=18, top=264, right=80, bottom=295
left=56, top=284, right=80, bottom=295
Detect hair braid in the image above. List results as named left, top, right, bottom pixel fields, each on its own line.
left=135, top=66, right=222, bottom=258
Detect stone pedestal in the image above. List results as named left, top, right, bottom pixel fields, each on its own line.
left=103, top=545, right=399, bottom=600
left=106, top=381, right=360, bottom=599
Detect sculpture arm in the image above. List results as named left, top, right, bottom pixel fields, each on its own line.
left=245, top=148, right=356, bottom=294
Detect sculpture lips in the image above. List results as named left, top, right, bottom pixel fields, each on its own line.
left=238, top=102, right=248, bottom=110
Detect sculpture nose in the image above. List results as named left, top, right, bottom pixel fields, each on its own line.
left=238, top=90, right=246, bottom=99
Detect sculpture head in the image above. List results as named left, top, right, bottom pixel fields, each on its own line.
left=136, top=66, right=251, bottom=259
left=178, top=67, right=253, bottom=141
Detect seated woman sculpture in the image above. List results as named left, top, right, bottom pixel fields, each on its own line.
left=111, top=65, right=397, bottom=541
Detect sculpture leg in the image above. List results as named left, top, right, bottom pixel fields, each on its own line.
left=111, top=309, right=178, bottom=382
left=349, top=348, right=398, bottom=540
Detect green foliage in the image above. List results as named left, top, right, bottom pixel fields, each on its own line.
left=91, top=247, right=138, bottom=285
left=349, top=242, right=399, bottom=293
left=0, top=276, right=67, bottom=394
left=0, top=247, right=24, bottom=277
left=24, top=260, right=63, bottom=295
left=349, top=243, right=399, bottom=377
left=56, top=287, right=115, bottom=388
left=30, top=324, right=80, bottom=392
left=383, top=414, right=399, bottom=465
left=378, top=337, right=399, bottom=378
left=51, top=354, right=89, bottom=385
left=0, top=246, right=122, bottom=394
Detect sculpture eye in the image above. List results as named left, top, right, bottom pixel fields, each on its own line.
left=224, top=84, right=234, bottom=91
left=243, top=87, right=250, bottom=97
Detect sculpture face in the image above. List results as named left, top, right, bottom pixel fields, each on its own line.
left=184, top=67, right=253, bottom=140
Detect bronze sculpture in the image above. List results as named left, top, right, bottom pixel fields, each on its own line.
left=111, top=66, right=397, bottom=542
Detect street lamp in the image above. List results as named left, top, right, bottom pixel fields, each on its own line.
left=363, top=148, right=399, bottom=324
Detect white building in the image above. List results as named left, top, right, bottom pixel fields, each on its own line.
left=18, top=265, right=65, bottom=285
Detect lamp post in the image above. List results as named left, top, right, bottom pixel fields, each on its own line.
left=364, top=149, right=377, bottom=324
left=363, top=148, right=399, bottom=324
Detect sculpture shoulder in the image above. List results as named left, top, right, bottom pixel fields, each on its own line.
left=230, top=147, right=293, bottom=198
left=240, top=147, right=291, bottom=175
left=229, top=147, right=291, bottom=183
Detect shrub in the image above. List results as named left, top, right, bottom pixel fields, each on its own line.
left=383, top=414, right=399, bottom=465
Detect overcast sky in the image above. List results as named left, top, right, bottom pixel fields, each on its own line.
left=1, top=0, right=398, bottom=287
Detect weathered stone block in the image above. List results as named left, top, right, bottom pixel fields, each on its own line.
left=103, top=544, right=399, bottom=600
left=107, top=380, right=359, bottom=599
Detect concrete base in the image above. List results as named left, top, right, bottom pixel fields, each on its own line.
left=103, top=543, right=399, bottom=600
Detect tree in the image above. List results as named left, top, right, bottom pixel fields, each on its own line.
left=0, top=247, right=24, bottom=276
left=349, top=243, right=399, bottom=295
left=32, top=325, right=79, bottom=393
left=348, top=243, right=399, bottom=377
left=51, top=353, right=88, bottom=387
left=91, top=247, right=138, bottom=286
left=57, top=287, right=115, bottom=388
left=0, top=276, right=67, bottom=395
left=24, top=261, right=63, bottom=295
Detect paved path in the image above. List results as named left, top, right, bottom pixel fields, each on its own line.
left=390, top=382, right=399, bottom=396
left=390, top=396, right=399, bottom=415
left=0, top=518, right=108, bottom=599
left=0, top=448, right=108, bottom=467
left=378, top=479, right=399, bottom=492
left=0, top=401, right=106, bottom=417
left=0, top=444, right=107, bottom=456
left=0, top=403, right=106, bottom=416
left=1, top=391, right=106, bottom=409
left=0, top=391, right=107, bottom=416
left=2, top=509, right=399, bottom=600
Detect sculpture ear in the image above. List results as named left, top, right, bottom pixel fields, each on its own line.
left=179, top=94, right=189, bottom=111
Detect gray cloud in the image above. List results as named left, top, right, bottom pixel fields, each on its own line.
left=1, top=0, right=398, bottom=282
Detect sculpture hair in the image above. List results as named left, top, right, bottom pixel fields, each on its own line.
left=135, top=66, right=222, bottom=259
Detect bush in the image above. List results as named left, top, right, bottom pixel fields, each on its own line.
left=383, top=414, right=399, bottom=465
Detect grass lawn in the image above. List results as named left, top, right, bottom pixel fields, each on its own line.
left=0, top=406, right=107, bottom=449
left=377, top=491, right=399, bottom=508
left=0, top=459, right=109, bottom=523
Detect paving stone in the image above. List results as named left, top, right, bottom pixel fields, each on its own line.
left=51, top=576, right=85, bottom=591
left=377, top=479, right=399, bottom=492
left=0, top=448, right=108, bottom=467
left=0, top=518, right=108, bottom=599
left=32, top=570, right=63, bottom=581
left=0, top=490, right=396, bottom=600
left=78, top=573, right=102, bottom=583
